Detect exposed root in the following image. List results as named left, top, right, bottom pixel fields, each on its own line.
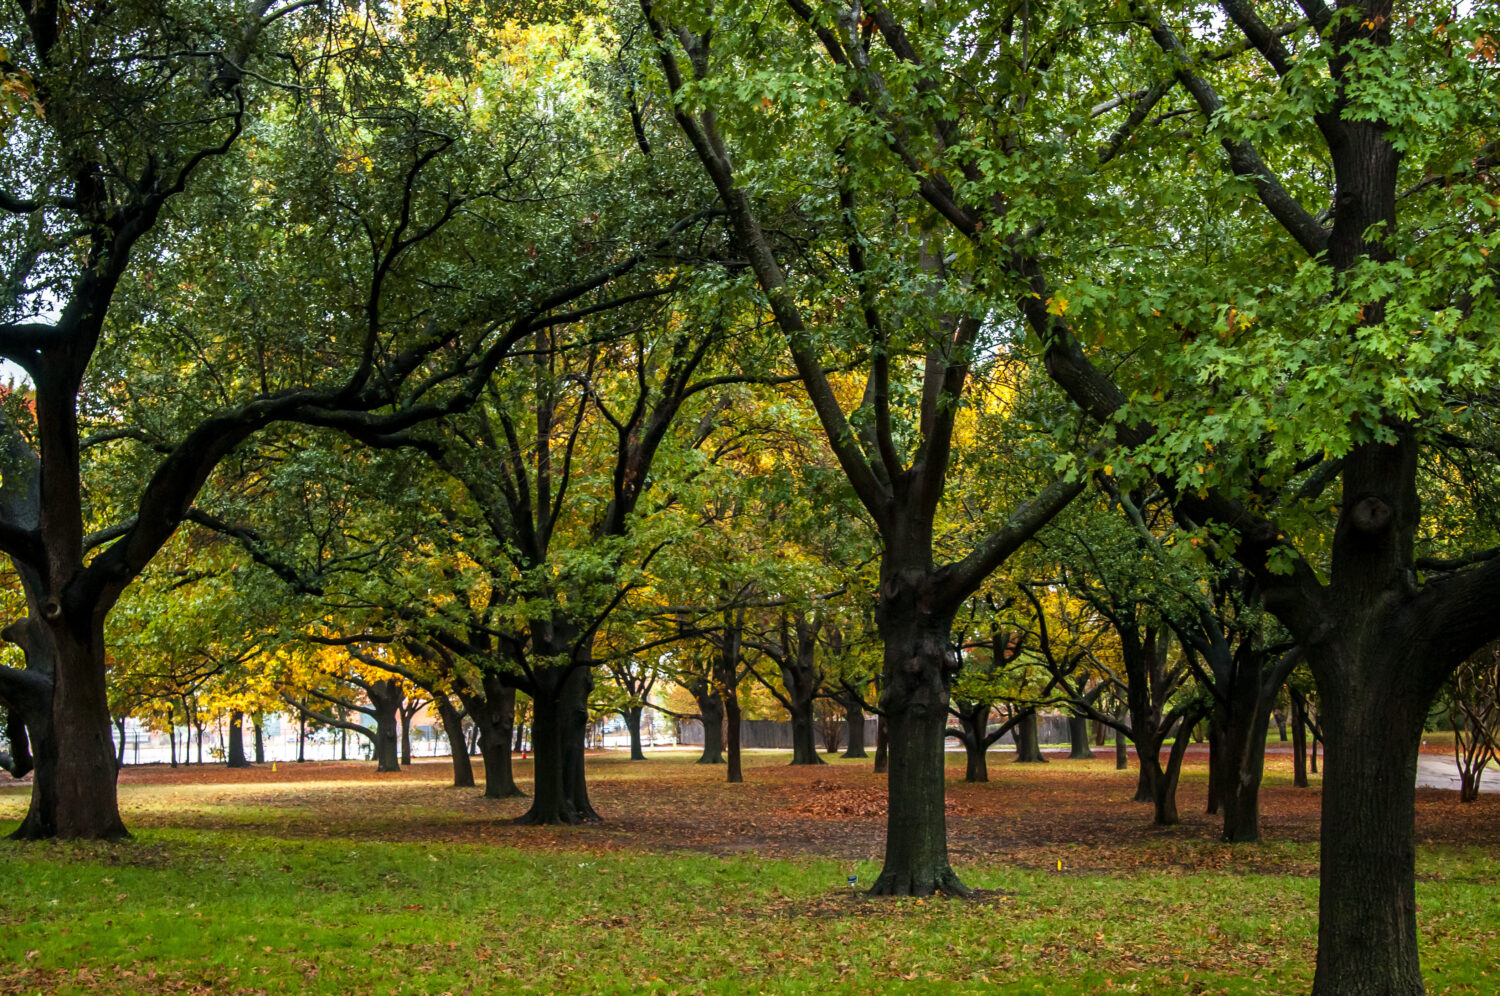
left=867, top=866, right=972, bottom=898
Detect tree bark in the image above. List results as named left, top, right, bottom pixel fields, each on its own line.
left=623, top=704, right=647, bottom=760
left=297, top=711, right=306, bottom=763
left=1012, top=711, right=1047, bottom=763
left=517, top=663, right=597, bottom=824
left=1067, top=713, right=1093, bottom=759
left=840, top=697, right=868, bottom=758
left=49, top=622, right=127, bottom=839
left=114, top=715, right=126, bottom=768
left=461, top=677, right=522, bottom=799
left=873, top=714, right=888, bottom=773
left=693, top=687, right=725, bottom=764
left=1291, top=690, right=1310, bottom=789
left=366, top=680, right=402, bottom=773
left=1311, top=676, right=1428, bottom=996
left=869, top=610, right=966, bottom=896
left=433, top=694, right=474, bottom=788
left=787, top=697, right=823, bottom=765
left=399, top=707, right=414, bottom=766
left=226, top=710, right=249, bottom=767
left=253, top=718, right=265, bottom=764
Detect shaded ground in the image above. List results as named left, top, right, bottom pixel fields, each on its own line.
left=7, top=744, right=1496, bottom=878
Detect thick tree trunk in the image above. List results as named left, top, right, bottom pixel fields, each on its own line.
left=952, top=704, right=989, bottom=782
left=1213, top=665, right=1276, bottom=843
left=1067, top=713, right=1093, bottom=759
left=1274, top=710, right=1288, bottom=742
left=366, top=681, right=402, bottom=773
left=873, top=714, right=888, bottom=773
left=463, top=678, right=521, bottom=799
left=787, top=697, right=823, bottom=765
left=695, top=693, right=725, bottom=765
left=1311, top=680, right=1428, bottom=996
left=1012, top=711, right=1047, bottom=763
left=226, top=710, right=249, bottom=767
left=841, top=698, right=867, bottom=758
left=253, top=718, right=265, bottom=764
left=517, top=664, right=596, bottom=825
left=1, top=639, right=58, bottom=840
left=869, top=614, right=966, bottom=897
left=1093, top=718, right=1107, bottom=747
left=49, top=623, right=127, bottom=839
left=434, top=695, right=474, bottom=788
left=623, top=705, right=647, bottom=761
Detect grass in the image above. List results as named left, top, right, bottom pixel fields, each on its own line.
left=0, top=750, right=1497, bottom=995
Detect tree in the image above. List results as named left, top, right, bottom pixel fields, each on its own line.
left=1446, top=646, right=1500, bottom=802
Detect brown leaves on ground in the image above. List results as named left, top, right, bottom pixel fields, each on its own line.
left=54, top=742, right=1498, bottom=877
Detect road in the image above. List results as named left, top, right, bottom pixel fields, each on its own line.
left=1416, top=753, right=1497, bottom=793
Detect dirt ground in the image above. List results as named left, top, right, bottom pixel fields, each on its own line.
left=11, top=740, right=1485, bottom=876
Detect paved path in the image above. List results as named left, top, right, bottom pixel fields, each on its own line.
left=1416, top=753, right=1497, bottom=793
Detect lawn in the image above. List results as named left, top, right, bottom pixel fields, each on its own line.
left=0, top=748, right=1496, bottom=995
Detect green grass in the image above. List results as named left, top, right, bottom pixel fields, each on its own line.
left=0, top=830, right=1496, bottom=995
left=0, top=751, right=1495, bottom=995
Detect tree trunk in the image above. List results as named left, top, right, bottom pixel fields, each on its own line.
left=517, top=664, right=597, bottom=825
left=1310, top=680, right=1428, bottom=996
left=623, top=705, right=647, bottom=761
left=1151, top=713, right=1200, bottom=827
left=953, top=704, right=989, bottom=782
left=724, top=686, right=743, bottom=783
left=1291, top=691, right=1310, bottom=789
left=1114, top=715, right=1128, bottom=771
left=366, top=681, right=402, bottom=773
left=463, top=677, right=522, bottom=799
left=873, top=714, right=888, bottom=773
left=297, top=711, right=306, bottom=762
left=1067, top=713, right=1093, bottom=759
left=1213, top=663, right=1277, bottom=843
left=1274, top=710, right=1288, bottom=742
left=1012, top=711, right=1047, bottom=763
left=695, top=692, right=725, bottom=764
left=399, top=708, right=414, bottom=766
left=167, top=720, right=177, bottom=768
left=841, top=698, right=867, bottom=758
left=49, top=623, right=127, bottom=839
left=1093, top=718, right=1107, bottom=747
left=226, top=710, right=248, bottom=767
left=434, top=695, right=474, bottom=788
left=869, top=614, right=966, bottom=896
left=788, top=697, right=823, bottom=765
left=253, top=718, right=265, bottom=764
left=114, top=715, right=125, bottom=768
left=1206, top=722, right=1221, bottom=815
left=1, top=634, right=58, bottom=840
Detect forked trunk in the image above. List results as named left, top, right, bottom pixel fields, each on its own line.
left=463, top=678, right=521, bottom=799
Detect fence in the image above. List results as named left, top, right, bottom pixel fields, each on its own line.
left=676, top=713, right=1077, bottom=749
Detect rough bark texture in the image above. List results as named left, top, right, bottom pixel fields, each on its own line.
left=1290, top=690, right=1310, bottom=789
left=692, top=681, right=725, bottom=765
left=873, top=715, right=888, bottom=773
left=253, top=719, right=265, bottom=764
left=517, top=663, right=597, bottom=825
left=870, top=605, right=967, bottom=897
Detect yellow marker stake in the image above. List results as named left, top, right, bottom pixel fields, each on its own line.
left=272, top=762, right=278, bottom=772
left=1056, top=859, right=1062, bottom=871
